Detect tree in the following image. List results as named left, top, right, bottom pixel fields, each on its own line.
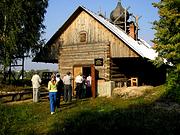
left=0, top=0, right=48, bottom=83
left=152, top=0, right=180, bottom=101
left=0, top=0, right=48, bottom=68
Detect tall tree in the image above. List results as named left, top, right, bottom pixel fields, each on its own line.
left=152, top=0, right=180, bottom=101
left=0, top=0, right=48, bottom=68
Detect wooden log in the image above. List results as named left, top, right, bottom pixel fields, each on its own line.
left=61, top=49, right=109, bottom=55
left=111, top=78, right=128, bottom=82
left=61, top=42, right=110, bottom=48
left=0, top=91, right=32, bottom=101
left=111, top=67, right=119, bottom=70
left=61, top=45, right=109, bottom=50
left=111, top=74, right=125, bottom=78
left=110, top=70, right=123, bottom=74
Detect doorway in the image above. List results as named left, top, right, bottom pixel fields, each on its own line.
left=73, top=65, right=96, bottom=98
left=83, top=66, right=91, bottom=78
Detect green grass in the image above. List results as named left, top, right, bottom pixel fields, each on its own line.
left=1, top=85, right=180, bottom=135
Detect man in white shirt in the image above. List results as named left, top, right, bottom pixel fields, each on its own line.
left=31, top=72, right=41, bottom=102
left=63, top=72, right=72, bottom=102
left=75, top=74, right=83, bottom=99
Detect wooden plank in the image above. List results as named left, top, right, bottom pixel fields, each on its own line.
left=111, top=74, right=125, bottom=78
left=111, top=67, right=119, bottom=70
left=110, top=70, right=122, bottom=74
left=73, top=66, right=82, bottom=95
left=0, top=91, right=33, bottom=101
left=111, top=78, right=128, bottom=82
left=91, top=65, right=96, bottom=98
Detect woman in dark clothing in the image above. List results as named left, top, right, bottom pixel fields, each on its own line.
left=56, top=74, right=64, bottom=109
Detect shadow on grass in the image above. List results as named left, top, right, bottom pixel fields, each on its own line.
left=1, top=84, right=180, bottom=135
left=48, top=105, right=180, bottom=135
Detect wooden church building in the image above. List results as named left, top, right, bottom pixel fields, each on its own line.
left=33, top=1, right=166, bottom=97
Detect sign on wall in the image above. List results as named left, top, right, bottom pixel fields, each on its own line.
left=94, top=58, right=103, bottom=66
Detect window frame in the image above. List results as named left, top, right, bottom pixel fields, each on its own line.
left=79, top=31, right=87, bottom=43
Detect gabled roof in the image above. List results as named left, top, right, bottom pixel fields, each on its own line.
left=36, top=6, right=157, bottom=62
left=79, top=6, right=157, bottom=60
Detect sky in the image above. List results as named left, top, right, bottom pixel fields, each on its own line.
left=24, top=0, right=160, bottom=71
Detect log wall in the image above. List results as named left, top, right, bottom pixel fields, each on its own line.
left=54, top=11, right=139, bottom=80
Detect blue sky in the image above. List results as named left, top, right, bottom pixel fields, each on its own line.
left=25, top=0, right=160, bottom=71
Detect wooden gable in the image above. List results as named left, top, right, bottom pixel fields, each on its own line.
left=33, top=6, right=139, bottom=64
left=57, top=10, right=139, bottom=58
left=55, top=8, right=140, bottom=79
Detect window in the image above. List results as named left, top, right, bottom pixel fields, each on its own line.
left=79, top=31, right=87, bottom=43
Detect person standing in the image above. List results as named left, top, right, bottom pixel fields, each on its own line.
left=63, top=72, right=73, bottom=103
left=31, top=72, right=41, bottom=102
left=56, top=73, right=64, bottom=109
left=86, top=74, right=92, bottom=97
left=82, top=75, right=87, bottom=98
left=75, top=73, right=83, bottom=99
left=48, top=75, right=58, bottom=114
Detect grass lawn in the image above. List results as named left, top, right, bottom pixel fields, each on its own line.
left=1, top=85, right=180, bottom=135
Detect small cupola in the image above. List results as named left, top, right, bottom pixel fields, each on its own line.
left=110, top=0, right=129, bottom=24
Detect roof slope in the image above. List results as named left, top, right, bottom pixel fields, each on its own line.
left=34, top=6, right=157, bottom=62
left=79, top=6, right=157, bottom=60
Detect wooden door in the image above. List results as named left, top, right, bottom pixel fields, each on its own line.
left=91, top=65, right=96, bottom=98
left=73, top=66, right=82, bottom=95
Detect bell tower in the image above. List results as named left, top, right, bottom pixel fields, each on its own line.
left=110, top=0, right=138, bottom=40
left=110, top=0, right=130, bottom=32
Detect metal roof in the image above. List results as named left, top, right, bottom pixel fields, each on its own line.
left=33, top=6, right=158, bottom=63
left=80, top=6, right=157, bottom=60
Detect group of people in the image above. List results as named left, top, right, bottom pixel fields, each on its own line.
left=31, top=71, right=92, bottom=115
left=75, top=74, right=92, bottom=99
left=47, top=71, right=73, bottom=114
left=31, top=71, right=73, bottom=115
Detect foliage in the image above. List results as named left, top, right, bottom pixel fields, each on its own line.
left=0, top=0, right=48, bottom=68
left=152, top=0, right=180, bottom=101
left=165, top=70, right=180, bottom=102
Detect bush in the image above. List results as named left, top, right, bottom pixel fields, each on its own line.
left=165, top=71, right=180, bottom=103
